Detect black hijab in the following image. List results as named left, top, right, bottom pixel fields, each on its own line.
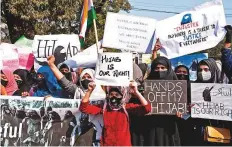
left=13, top=69, right=33, bottom=92
left=175, top=65, right=191, bottom=104
left=174, top=65, right=190, bottom=82
left=147, top=56, right=178, bottom=80
left=196, top=58, right=222, bottom=83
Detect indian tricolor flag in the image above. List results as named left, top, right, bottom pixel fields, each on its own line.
left=79, top=0, right=97, bottom=48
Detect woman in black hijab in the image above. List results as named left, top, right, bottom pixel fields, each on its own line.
left=145, top=56, right=180, bottom=146
left=196, top=58, right=222, bottom=83
left=193, top=58, right=230, bottom=145
left=147, top=56, right=178, bottom=80
left=13, top=69, right=33, bottom=96
left=175, top=65, right=194, bottom=146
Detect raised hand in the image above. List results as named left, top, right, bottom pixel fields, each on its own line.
left=47, top=55, right=56, bottom=66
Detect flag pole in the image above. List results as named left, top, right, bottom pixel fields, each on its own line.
left=93, top=19, right=99, bottom=53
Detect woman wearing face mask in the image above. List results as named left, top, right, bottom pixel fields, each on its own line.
left=192, top=58, right=228, bottom=145
left=196, top=58, right=222, bottom=83
left=1, top=69, right=19, bottom=96
left=175, top=65, right=194, bottom=146
left=47, top=55, right=106, bottom=145
left=13, top=69, right=33, bottom=96
left=79, top=81, right=151, bottom=146
left=30, top=66, right=68, bottom=98
left=145, top=56, right=180, bottom=146
left=58, top=63, right=73, bottom=82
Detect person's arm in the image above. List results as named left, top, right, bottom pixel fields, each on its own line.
left=47, top=55, right=77, bottom=94
left=79, top=82, right=102, bottom=115
left=126, top=81, right=151, bottom=115
left=209, top=86, right=214, bottom=91
left=151, top=38, right=161, bottom=60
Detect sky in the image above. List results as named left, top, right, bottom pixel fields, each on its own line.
left=120, top=0, right=232, bottom=24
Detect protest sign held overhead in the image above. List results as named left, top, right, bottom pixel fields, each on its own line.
left=144, top=80, right=187, bottom=115
left=32, top=34, right=81, bottom=68
left=95, top=53, right=133, bottom=86
left=155, top=0, right=226, bottom=59
left=64, top=40, right=103, bottom=68
left=102, top=12, right=156, bottom=53
left=191, top=83, right=232, bottom=121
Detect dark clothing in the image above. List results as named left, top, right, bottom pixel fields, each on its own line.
left=145, top=56, right=180, bottom=146
left=13, top=69, right=33, bottom=93
left=147, top=56, right=178, bottom=80
left=221, top=48, right=232, bottom=83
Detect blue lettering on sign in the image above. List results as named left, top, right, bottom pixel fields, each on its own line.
left=181, top=14, right=192, bottom=25
left=183, top=33, right=202, bottom=41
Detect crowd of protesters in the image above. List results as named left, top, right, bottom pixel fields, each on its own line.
left=1, top=25, right=232, bottom=146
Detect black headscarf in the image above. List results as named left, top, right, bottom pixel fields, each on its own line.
left=13, top=69, right=33, bottom=92
left=147, top=56, right=178, bottom=80
left=196, top=58, right=222, bottom=83
left=174, top=65, right=190, bottom=82
left=175, top=65, right=191, bottom=104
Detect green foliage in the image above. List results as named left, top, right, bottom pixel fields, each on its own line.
left=1, top=0, right=131, bottom=49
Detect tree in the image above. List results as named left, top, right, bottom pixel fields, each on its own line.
left=1, top=0, right=131, bottom=48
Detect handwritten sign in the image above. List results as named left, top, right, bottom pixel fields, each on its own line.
left=102, top=12, right=156, bottom=53
left=144, top=80, right=187, bottom=115
left=155, top=0, right=226, bottom=59
left=95, top=53, right=133, bottom=86
left=191, top=83, right=232, bottom=121
left=32, top=34, right=80, bottom=67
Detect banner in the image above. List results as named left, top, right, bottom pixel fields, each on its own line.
left=0, top=43, right=34, bottom=71
left=155, top=0, right=226, bottom=59
left=0, top=43, right=19, bottom=71
left=102, top=12, right=156, bottom=53
left=170, top=53, right=208, bottom=81
left=95, top=53, right=133, bottom=86
left=191, top=83, right=232, bottom=121
left=0, top=96, right=104, bottom=146
left=144, top=80, right=187, bottom=115
left=64, top=40, right=103, bottom=68
left=32, top=35, right=81, bottom=70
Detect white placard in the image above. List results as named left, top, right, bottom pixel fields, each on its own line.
left=64, top=40, right=103, bottom=68
left=155, top=0, right=226, bottom=59
left=32, top=34, right=81, bottom=70
left=95, top=53, right=133, bottom=86
left=191, top=83, right=232, bottom=121
left=102, top=12, right=157, bottom=53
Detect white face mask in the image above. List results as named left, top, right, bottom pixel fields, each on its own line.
left=198, top=71, right=211, bottom=82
